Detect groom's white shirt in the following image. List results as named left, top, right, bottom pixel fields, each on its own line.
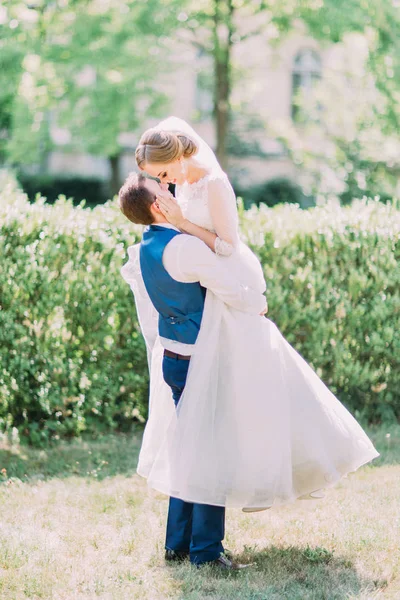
left=122, top=223, right=266, bottom=356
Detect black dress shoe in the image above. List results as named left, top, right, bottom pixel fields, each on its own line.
left=165, top=549, right=189, bottom=562
left=200, top=553, right=251, bottom=570
left=165, top=548, right=233, bottom=563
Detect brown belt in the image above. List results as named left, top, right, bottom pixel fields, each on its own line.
left=163, top=349, right=191, bottom=361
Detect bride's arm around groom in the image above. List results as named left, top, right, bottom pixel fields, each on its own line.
left=162, top=231, right=267, bottom=315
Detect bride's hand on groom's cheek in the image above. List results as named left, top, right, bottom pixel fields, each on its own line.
left=156, top=194, right=185, bottom=228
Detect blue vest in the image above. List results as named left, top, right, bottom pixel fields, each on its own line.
left=140, top=225, right=206, bottom=345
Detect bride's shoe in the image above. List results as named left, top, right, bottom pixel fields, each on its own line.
left=242, top=489, right=325, bottom=512
left=242, top=506, right=271, bottom=513
left=298, top=490, right=325, bottom=500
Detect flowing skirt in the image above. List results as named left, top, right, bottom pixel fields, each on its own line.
left=122, top=241, right=379, bottom=508
left=137, top=290, right=379, bottom=508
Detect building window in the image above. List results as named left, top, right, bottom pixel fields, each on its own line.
left=292, top=49, right=322, bottom=122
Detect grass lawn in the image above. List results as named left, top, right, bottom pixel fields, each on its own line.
left=0, top=424, right=399, bottom=600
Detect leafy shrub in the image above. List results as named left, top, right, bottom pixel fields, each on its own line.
left=0, top=183, right=147, bottom=445
left=235, top=177, right=313, bottom=209
left=239, top=199, right=400, bottom=423
left=18, top=174, right=110, bottom=207
left=0, top=182, right=399, bottom=444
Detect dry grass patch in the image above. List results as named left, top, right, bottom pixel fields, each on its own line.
left=0, top=425, right=399, bottom=599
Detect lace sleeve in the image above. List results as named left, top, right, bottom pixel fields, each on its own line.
left=207, top=177, right=240, bottom=257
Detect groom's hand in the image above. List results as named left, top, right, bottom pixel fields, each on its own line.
left=156, top=193, right=185, bottom=229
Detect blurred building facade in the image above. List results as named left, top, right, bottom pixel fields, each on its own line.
left=47, top=26, right=333, bottom=194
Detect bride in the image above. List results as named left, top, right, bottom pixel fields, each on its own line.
left=121, top=116, right=379, bottom=510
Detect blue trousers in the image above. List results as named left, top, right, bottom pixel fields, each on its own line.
left=162, top=354, right=225, bottom=565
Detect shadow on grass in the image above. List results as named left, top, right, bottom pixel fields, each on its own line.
left=172, top=545, right=387, bottom=600
left=0, top=423, right=398, bottom=486
left=0, top=427, right=143, bottom=483
left=366, top=423, right=400, bottom=467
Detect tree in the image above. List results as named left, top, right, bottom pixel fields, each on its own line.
left=267, top=1, right=400, bottom=201
left=4, top=0, right=400, bottom=199
left=178, top=0, right=400, bottom=187
left=211, top=0, right=233, bottom=170
left=0, top=2, right=27, bottom=163
left=178, top=0, right=271, bottom=169
left=3, top=0, right=182, bottom=194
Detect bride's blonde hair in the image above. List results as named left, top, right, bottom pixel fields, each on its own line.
left=136, top=128, right=198, bottom=169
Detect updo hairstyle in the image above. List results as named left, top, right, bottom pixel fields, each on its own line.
left=135, top=128, right=198, bottom=169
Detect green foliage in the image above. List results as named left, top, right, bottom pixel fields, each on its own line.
left=18, top=174, right=109, bottom=207
left=240, top=199, right=400, bottom=423
left=269, top=33, right=400, bottom=204
left=2, top=0, right=182, bottom=168
left=0, top=181, right=147, bottom=445
left=235, top=177, right=311, bottom=209
left=268, top=2, right=400, bottom=203
left=3, top=0, right=400, bottom=201
left=1, top=181, right=399, bottom=445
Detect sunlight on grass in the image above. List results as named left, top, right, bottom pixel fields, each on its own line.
left=0, top=425, right=399, bottom=599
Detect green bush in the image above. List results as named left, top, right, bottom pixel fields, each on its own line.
left=0, top=182, right=399, bottom=445
left=240, top=199, right=400, bottom=423
left=235, top=177, right=313, bottom=209
left=18, top=174, right=110, bottom=207
left=0, top=183, right=147, bottom=445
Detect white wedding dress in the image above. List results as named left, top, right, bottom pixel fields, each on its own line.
left=121, top=119, right=379, bottom=509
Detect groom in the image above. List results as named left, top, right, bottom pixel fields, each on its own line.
left=119, top=173, right=267, bottom=569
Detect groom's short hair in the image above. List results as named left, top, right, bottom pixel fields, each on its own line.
left=118, top=173, right=156, bottom=225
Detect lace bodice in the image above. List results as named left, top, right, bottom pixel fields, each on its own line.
left=176, top=171, right=240, bottom=257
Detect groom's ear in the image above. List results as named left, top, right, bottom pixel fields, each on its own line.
left=150, top=199, right=162, bottom=215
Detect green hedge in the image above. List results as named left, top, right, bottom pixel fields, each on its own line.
left=1, top=181, right=399, bottom=444
left=234, top=177, right=312, bottom=209
left=240, top=199, right=400, bottom=423
left=1, top=182, right=147, bottom=445
left=18, top=174, right=110, bottom=207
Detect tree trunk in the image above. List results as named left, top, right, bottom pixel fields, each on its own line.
left=213, top=0, right=234, bottom=171
left=109, top=153, right=121, bottom=197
